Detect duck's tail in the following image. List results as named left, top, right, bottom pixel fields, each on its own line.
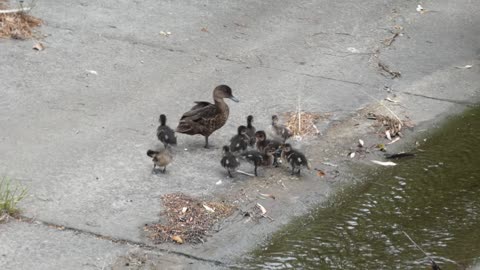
left=147, top=149, right=159, bottom=157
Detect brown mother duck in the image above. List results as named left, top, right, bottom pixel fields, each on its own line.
left=176, top=85, right=239, bottom=148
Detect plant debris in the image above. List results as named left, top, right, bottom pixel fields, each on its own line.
left=283, top=111, right=323, bottom=137
left=0, top=2, right=42, bottom=40
left=258, top=192, right=276, bottom=200
left=144, top=193, right=235, bottom=244
left=32, top=41, right=44, bottom=51
left=378, top=62, right=401, bottom=78
left=368, top=113, right=404, bottom=138
left=455, top=64, right=473, bottom=69
left=371, top=160, right=397, bottom=166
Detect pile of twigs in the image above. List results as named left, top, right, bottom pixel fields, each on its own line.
left=144, top=193, right=235, bottom=244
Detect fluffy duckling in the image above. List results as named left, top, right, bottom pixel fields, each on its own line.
left=147, top=149, right=172, bottom=173
left=241, top=147, right=275, bottom=176
left=176, top=85, right=239, bottom=148
left=156, top=114, right=177, bottom=149
left=230, top=125, right=249, bottom=153
left=246, top=115, right=256, bottom=147
left=220, top=146, right=240, bottom=178
left=255, top=130, right=281, bottom=166
left=272, top=115, right=293, bottom=142
left=280, top=143, right=311, bottom=175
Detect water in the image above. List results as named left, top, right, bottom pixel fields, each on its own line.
left=244, top=106, right=480, bottom=270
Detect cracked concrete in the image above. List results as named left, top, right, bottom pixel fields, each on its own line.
left=0, top=0, right=479, bottom=269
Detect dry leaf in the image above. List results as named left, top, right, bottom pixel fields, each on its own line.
left=358, top=139, right=364, bottom=147
left=202, top=204, right=215, bottom=213
left=371, top=160, right=397, bottom=166
left=201, top=27, right=209, bottom=32
left=181, top=207, right=188, bottom=213
left=315, top=169, right=326, bottom=177
left=348, top=152, right=356, bottom=158
left=256, top=203, right=267, bottom=215
left=86, top=70, right=98, bottom=75
left=385, top=97, right=398, bottom=103
left=172, top=235, right=183, bottom=244
left=32, top=42, right=44, bottom=51
left=259, top=193, right=276, bottom=200
left=455, top=65, right=473, bottom=69
left=387, top=137, right=401, bottom=145
left=385, top=130, right=392, bottom=140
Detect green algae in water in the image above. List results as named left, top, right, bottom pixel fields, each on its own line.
left=244, top=106, right=480, bottom=269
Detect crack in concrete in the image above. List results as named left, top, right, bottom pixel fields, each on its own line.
left=16, top=215, right=228, bottom=267
left=399, top=91, right=477, bottom=105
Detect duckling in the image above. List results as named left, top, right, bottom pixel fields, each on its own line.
left=271, top=115, right=293, bottom=142
left=229, top=125, right=249, bottom=153
left=176, top=85, right=239, bottom=148
left=147, top=149, right=172, bottom=173
left=156, top=114, right=177, bottom=149
left=280, top=143, right=311, bottom=175
left=220, top=146, right=240, bottom=178
left=255, top=130, right=281, bottom=166
left=246, top=115, right=256, bottom=147
left=241, top=147, right=275, bottom=176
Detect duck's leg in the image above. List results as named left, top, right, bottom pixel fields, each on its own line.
left=291, top=164, right=295, bottom=175
left=152, top=164, right=156, bottom=173
left=204, top=136, right=210, bottom=149
left=162, top=166, right=167, bottom=173
left=297, top=167, right=301, bottom=175
left=254, top=163, right=258, bottom=176
left=227, top=168, right=233, bottom=178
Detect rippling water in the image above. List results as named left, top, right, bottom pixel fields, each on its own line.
left=243, top=106, right=480, bottom=269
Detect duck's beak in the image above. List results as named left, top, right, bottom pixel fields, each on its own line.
left=229, top=96, right=239, bottom=102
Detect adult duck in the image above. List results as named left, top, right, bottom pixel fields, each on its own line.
left=176, top=85, right=239, bottom=148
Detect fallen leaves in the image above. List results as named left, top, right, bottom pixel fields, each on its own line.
left=145, top=193, right=234, bottom=244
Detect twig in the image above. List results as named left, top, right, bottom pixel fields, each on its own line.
left=378, top=62, right=401, bottom=78
left=402, top=231, right=436, bottom=263
left=236, top=170, right=255, bottom=177
left=0, top=7, right=31, bottom=14
left=384, top=33, right=399, bottom=46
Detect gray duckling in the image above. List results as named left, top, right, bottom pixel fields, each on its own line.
left=156, top=114, right=177, bottom=149
left=280, top=143, right=311, bottom=175
left=246, top=115, right=256, bottom=147
left=229, top=125, right=249, bottom=153
left=220, top=145, right=240, bottom=178
left=272, top=115, right=293, bottom=142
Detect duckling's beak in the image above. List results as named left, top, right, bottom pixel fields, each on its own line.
left=229, top=96, right=239, bottom=102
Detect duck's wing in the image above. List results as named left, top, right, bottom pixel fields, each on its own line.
left=180, top=102, right=218, bottom=122
left=190, top=101, right=212, bottom=111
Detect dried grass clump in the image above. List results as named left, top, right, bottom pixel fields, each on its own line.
left=144, top=193, right=235, bottom=244
left=0, top=2, right=42, bottom=39
left=283, top=111, right=323, bottom=137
